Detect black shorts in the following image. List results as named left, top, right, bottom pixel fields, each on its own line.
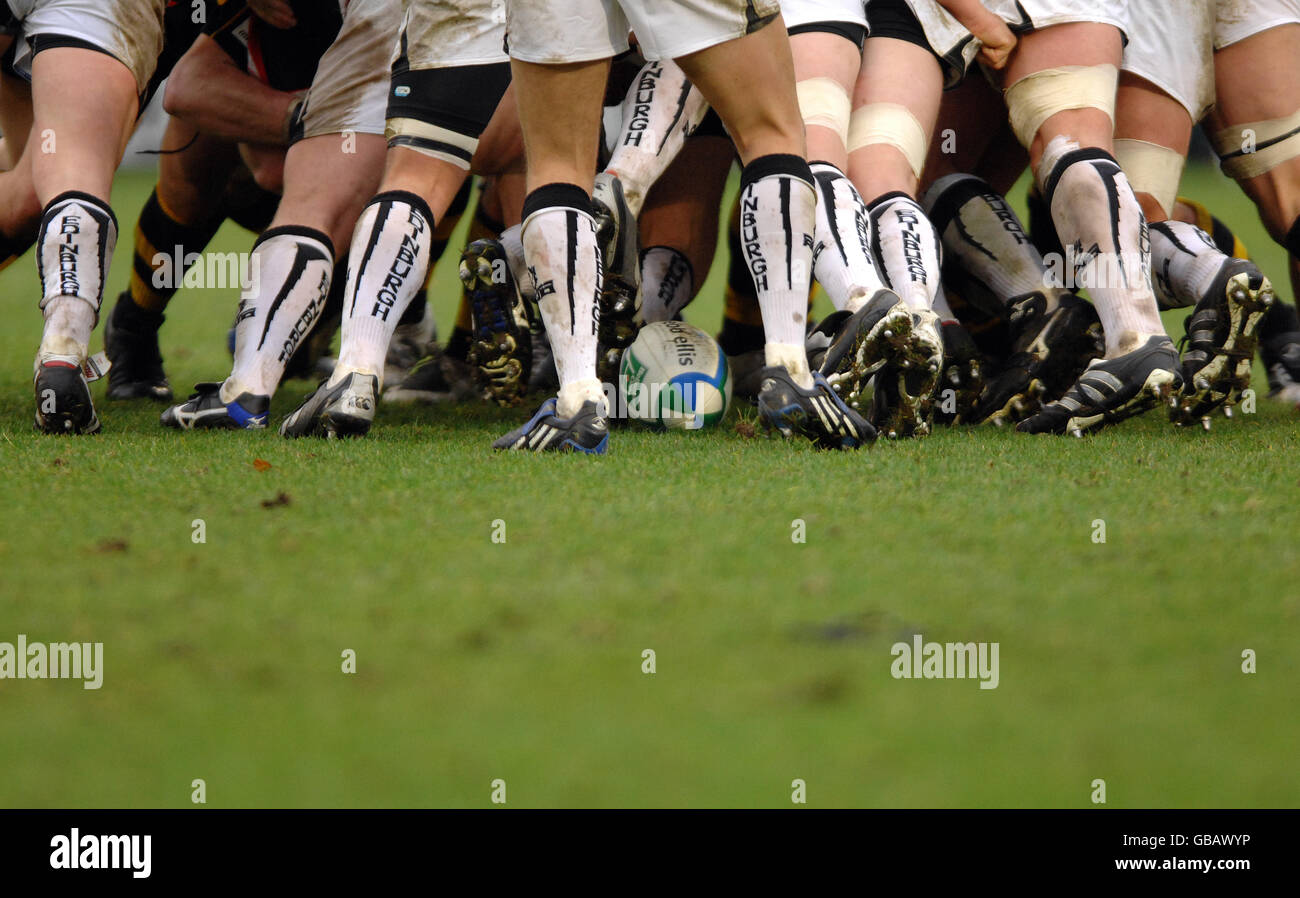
left=788, top=20, right=867, bottom=50
left=865, top=0, right=931, bottom=50
left=866, top=0, right=967, bottom=87
left=386, top=61, right=513, bottom=167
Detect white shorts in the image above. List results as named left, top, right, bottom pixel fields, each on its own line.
left=781, top=0, right=867, bottom=32
left=296, top=0, right=401, bottom=140
left=400, top=0, right=507, bottom=69
left=1214, top=0, right=1300, bottom=48
left=385, top=0, right=512, bottom=168
left=1122, top=0, right=1214, bottom=122
left=505, top=0, right=782, bottom=63
left=4, top=0, right=164, bottom=94
left=902, top=0, right=1126, bottom=86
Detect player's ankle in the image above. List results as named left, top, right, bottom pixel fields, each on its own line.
left=557, top=378, right=605, bottom=418
left=40, top=296, right=95, bottom=361
left=329, top=362, right=379, bottom=388
left=765, top=342, right=812, bottom=388
left=220, top=376, right=264, bottom=405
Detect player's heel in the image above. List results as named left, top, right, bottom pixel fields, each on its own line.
left=33, top=361, right=101, bottom=435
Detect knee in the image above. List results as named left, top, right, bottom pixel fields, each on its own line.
left=240, top=145, right=285, bottom=195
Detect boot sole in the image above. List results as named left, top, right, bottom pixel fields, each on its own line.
left=870, top=312, right=944, bottom=438
left=1173, top=270, right=1274, bottom=427
left=461, top=250, right=530, bottom=407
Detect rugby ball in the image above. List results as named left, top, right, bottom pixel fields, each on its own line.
left=619, top=321, right=731, bottom=430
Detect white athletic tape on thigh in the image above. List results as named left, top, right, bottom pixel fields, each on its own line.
left=1211, top=106, right=1300, bottom=180
left=796, top=77, right=851, bottom=144
left=385, top=118, right=479, bottom=170
left=847, top=103, right=928, bottom=178
left=1113, top=138, right=1185, bottom=218
left=1004, top=64, right=1118, bottom=149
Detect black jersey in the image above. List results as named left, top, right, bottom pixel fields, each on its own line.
left=142, top=0, right=241, bottom=104
left=206, top=0, right=343, bottom=92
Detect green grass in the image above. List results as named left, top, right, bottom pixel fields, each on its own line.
left=0, top=165, right=1297, bottom=808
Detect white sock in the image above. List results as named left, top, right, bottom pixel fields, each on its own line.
left=640, top=246, right=693, bottom=323
left=226, top=226, right=334, bottom=400
left=1039, top=139, right=1165, bottom=356
left=36, top=192, right=117, bottom=362
left=1149, top=219, right=1229, bottom=310
left=40, top=299, right=96, bottom=362
left=810, top=162, right=885, bottom=313
left=521, top=184, right=604, bottom=417
left=739, top=156, right=817, bottom=388
left=333, top=191, right=434, bottom=388
left=868, top=192, right=941, bottom=314
left=500, top=224, right=534, bottom=300
left=924, top=173, right=1059, bottom=312
left=604, top=59, right=709, bottom=217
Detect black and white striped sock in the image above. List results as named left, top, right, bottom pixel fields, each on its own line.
left=810, top=161, right=885, bottom=313
left=1040, top=141, right=1164, bottom=356
left=738, top=154, right=816, bottom=386
left=226, top=225, right=334, bottom=400
left=924, top=173, right=1055, bottom=313
left=521, top=183, right=603, bottom=417
left=334, top=191, right=434, bottom=388
left=37, top=191, right=117, bottom=362
left=640, top=246, right=693, bottom=323
left=604, top=60, right=709, bottom=216
left=867, top=191, right=941, bottom=314
left=1149, top=220, right=1228, bottom=310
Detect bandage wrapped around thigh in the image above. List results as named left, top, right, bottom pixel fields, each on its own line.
left=1211, top=107, right=1300, bottom=180
left=847, top=103, right=928, bottom=179
left=1004, top=64, right=1118, bottom=149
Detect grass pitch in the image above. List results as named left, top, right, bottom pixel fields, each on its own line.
left=0, top=165, right=1297, bottom=808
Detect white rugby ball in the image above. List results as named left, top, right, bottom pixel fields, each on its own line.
left=619, top=321, right=732, bottom=430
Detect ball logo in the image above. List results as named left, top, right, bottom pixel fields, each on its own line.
left=663, top=320, right=698, bottom=366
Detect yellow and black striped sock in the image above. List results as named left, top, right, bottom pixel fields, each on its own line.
left=128, top=188, right=222, bottom=314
